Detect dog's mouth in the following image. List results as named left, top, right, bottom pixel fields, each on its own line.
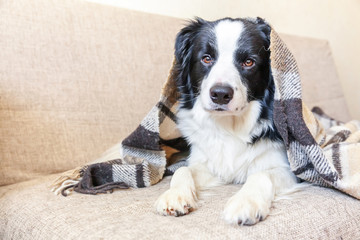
left=204, top=104, right=247, bottom=115
left=204, top=104, right=228, bottom=112
left=214, top=106, right=226, bottom=111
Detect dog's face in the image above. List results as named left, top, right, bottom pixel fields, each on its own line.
left=175, top=17, right=272, bottom=115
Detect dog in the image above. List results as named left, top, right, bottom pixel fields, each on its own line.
left=155, top=17, right=298, bottom=226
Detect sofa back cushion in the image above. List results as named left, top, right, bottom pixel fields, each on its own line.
left=0, top=0, right=350, bottom=185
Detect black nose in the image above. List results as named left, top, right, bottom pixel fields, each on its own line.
left=210, top=85, right=234, bottom=105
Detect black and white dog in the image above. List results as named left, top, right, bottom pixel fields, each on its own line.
left=155, top=17, right=298, bottom=225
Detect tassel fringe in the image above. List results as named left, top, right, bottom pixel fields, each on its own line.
left=51, top=167, right=82, bottom=196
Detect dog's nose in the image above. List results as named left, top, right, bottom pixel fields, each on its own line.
left=210, top=85, right=234, bottom=105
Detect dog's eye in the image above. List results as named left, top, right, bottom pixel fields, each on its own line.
left=201, top=55, right=214, bottom=65
left=242, top=59, right=255, bottom=67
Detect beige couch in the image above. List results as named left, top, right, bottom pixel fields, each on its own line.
left=1, top=0, right=359, bottom=239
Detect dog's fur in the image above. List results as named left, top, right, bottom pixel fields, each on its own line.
left=155, top=17, right=298, bottom=226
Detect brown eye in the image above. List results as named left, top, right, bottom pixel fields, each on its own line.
left=202, top=55, right=213, bottom=65
left=243, top=59, right=254, bottom=67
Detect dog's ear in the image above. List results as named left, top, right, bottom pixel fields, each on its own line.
left=255, top=17, right=271, bottom=46
left=174, top=18, right=206, bottom=108
left=175, top=18, right=205, bottom=67
left=255, top=17, right=273, bottom=87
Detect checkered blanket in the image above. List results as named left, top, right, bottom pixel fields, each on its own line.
left=52, top=28, right=360, bottom=200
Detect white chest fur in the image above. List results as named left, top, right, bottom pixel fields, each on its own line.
left=177, top=100, right=287, bottom=184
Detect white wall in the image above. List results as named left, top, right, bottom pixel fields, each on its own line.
left=89, top=0, right=360, bottom=120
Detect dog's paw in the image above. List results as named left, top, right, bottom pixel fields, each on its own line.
left=223, top=192, right=271, bottom=226
left=154, top=187, right=197, bottom=217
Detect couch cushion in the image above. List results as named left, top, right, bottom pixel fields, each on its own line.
left=1, top=177, right=360, bottom=239
left=0, top=0, right=183, bottom=185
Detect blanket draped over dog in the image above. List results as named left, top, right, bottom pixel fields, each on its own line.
left=51, top=27, right=360, bottom=200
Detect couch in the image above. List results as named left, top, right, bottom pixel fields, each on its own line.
left=1, top=0, right=359, bottom=239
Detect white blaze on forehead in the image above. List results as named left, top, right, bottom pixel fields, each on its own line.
left=199, top=19, right=248, bottom=113
left=214, top=20, right=244, bottom=60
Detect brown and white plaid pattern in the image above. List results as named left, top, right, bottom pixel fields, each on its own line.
left=52, top=28, right=360, bottom=200
left=52, top=62, right=186, bottom=196
left=271, top=30, right=360, bottom=199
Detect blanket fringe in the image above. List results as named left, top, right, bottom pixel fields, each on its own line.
left=51, top=167, right=82, bottom=196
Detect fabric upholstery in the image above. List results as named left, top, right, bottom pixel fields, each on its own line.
left=1, top=175, right=360, bottom=239
left=0, top=0, right=358, bottom=239
left=0, top=0, right=182, bottom=186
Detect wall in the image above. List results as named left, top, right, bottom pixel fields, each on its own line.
left=88, top=0, right=360, bottom=120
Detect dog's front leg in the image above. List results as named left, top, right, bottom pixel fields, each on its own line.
left=155, top=163, right=215, bottom=217
left=223, top=165, right=297, bottom=225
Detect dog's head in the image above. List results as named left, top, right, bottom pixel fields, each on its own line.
left=175, top=17, right=272, bottom=115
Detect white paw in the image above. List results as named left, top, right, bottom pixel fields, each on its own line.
left=223, top=192, right=271, bottom=226
left=155, top=187, right=197, bottom=217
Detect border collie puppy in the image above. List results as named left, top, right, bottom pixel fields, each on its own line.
left=155, top=17, right=298, bottom=226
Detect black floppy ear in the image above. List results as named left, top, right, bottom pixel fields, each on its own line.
left=255, top=17, right=271, bottom=46
left=175, top=18, right=205, bottom=67
left=174, top=18, right=206, bottom=108
left=255, top=17, right=273, bottom=88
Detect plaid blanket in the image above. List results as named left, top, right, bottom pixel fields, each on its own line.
left=52, top=27, right=360, bottom=200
